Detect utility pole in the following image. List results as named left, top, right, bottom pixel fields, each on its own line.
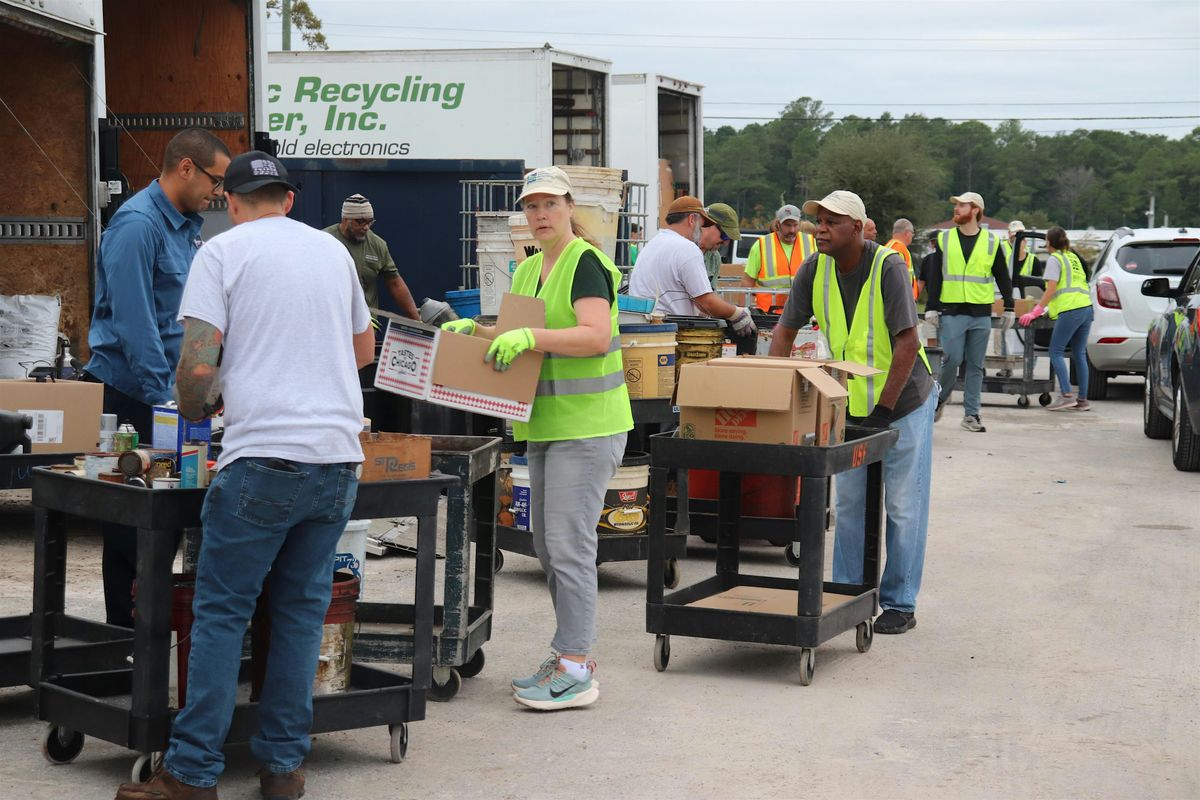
left=1145, top=192, right=1156, bottom=228
left=282, top=0, right=292, bottom=51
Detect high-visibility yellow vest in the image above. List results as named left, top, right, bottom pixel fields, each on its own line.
left=752, top=232, right=816, bottom=312
left=1046, top=251, right=1091, bottom=319
left=884, top=237, right=917, bottom=299
left=509, top=237, right=633, bottom=442
left=1001, top=240, right=1037, bottom=277
left=938, top=228, right=999, bottom=305
left=811, top=246, right=932, bottom=417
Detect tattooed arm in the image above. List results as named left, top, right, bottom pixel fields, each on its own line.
left=175, top=317, right=224, bottom=421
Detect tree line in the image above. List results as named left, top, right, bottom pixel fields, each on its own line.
left=704, top=98, right=1200, bottom=233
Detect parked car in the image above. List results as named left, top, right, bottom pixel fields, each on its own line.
left=1142, top=248, right=1200, bottom=471
left=1085, top=227, right=1200, bottom=399
left=729, top=230, right=766, bottom=265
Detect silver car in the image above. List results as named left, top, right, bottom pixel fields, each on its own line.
left=1085, top=226, right=1200, bottom=399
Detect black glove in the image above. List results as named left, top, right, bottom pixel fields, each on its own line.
left=859, top=404, right=894, bottom=430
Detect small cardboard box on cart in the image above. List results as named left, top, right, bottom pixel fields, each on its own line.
left=0, top=378, right=102, bottom=454
left=374, top=293, right=545, bottom=422
left=676, top=356, right=879, bottom=447
left=358, top=432, right=432, bottom=482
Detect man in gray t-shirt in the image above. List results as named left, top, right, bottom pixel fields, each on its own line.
left=769, top=190, right=936, bottom=636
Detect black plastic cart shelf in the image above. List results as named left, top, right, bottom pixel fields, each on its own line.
left=29, top=467, right=457, bottom=779
left=353, top=435, right=501, bottom=701
left=646, top=426, right=897, bottom=685
left=946, top=315, right=1055, bottom=407
left=0, top=452, right=75, bottom=491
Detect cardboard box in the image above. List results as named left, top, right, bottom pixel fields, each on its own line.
left=676, top=357, right=854, bottom=446
left=152, top=404, right=212, bottom=457
left=992, top=298, right=1038, bottom=316
left=0, top=379, right=102, bottom=454
left=359, top=432, right=432, bottom=482
left=374, top=294, right=545, bottom=422
left=719, top=262, right=746, bottom=279
left=689, top=585, right=854, bottom=615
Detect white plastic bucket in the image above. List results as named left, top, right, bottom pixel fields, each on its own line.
left=509, top=456, right=531, bottom=531
left=561, top=166, right=623, bottom=261
left=598, top=453, right=651, bottom=535
left=478, top=248, right=516, bottom=316
left=335, top=519, right=370, bottom=597
left=509, top=214, right=541, bottom=266
left=619, top=324, right=677, bottom=399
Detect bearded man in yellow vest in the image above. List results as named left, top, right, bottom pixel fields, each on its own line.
left=741, top=204, right=818, bottom=313
left=769, top=190, right=936, bottom=635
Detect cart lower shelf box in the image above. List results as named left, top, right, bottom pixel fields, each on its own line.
left=689, top=586, right=854, bottom=615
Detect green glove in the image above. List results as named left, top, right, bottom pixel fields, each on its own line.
left=440, top=318, right=476, bottom=335
left=485, top=327, right=536, bottom=371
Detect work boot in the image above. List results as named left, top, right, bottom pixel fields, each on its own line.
left=259, top=768, right=305, bottom=800
left=114, top=768, right=218, bottom=799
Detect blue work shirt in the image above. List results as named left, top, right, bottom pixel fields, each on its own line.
left=85, top=180, right=204, bottom=405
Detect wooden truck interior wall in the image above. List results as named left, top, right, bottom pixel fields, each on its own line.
left=658, top=91, right=696, bottom=200
left=102, top=0, right=252, bottom=192
left=552, top=66, right=605, bottom=168
left=0, top=23, right=91, bottom=355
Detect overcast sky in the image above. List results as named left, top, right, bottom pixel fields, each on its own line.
left=267, top=0, right=1200, bottom=139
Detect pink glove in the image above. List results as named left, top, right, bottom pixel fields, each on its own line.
left=1019, top=305, right=1046, bottom=327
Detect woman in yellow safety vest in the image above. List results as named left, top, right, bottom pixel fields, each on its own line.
left=1019, top=226, right=1094, bottom=411
left=441, top=166, right=633, bottom=711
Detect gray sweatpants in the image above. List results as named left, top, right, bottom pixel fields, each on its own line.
left=527, top=432, right=627, bottom=656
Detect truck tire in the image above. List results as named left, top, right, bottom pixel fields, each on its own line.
left=1171, top=383, right=1200, bottom=471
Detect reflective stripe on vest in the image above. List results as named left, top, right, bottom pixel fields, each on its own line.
left=812, top=246, right=932, bottom=417
left=508, top=238, right=633, bottom=442
left=939, top=228, right=998, bottom=304
left=1001, top=240, right=1037, bottom=277
left=1046, top=251, right=1091, bottom=320
left=756, top=232, right=815, bottom=311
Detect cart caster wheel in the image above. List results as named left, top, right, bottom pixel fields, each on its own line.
left=493, top=548, right=505, bottom=572
left=799, top=648, right=816, bottom=686
left=856, top=621, right=874, bottom=653
left=1017, top=396, right=1030, bottom=409
left=664, top=559, right=680, bottom=590
left=428, top=667, right=462, bottom=702
left=41, top=724, right=84, bottom=765
left=131, top=751, right=163, bottom=783
left=784, top=544, right=801, bottom=567
left=389, top=723, right=408, bottom=763
left=653, top=634, right=671, bottom=672
left=1039, top=393, right=1052, bottom=407
left=458, top=648, right=486, bottom=679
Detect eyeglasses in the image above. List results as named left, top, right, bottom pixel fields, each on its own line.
left=702, top=221, right=731, bottom=242
left=350, top=218, right=376, bottom=227
left=190, top=159, right=224, bottom=192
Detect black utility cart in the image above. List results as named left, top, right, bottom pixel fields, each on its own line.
left=353, top=435, right=502, bottom=701
left=646, top=426, right=897, bottom=685
left=30, top=468, right=456, bottom=781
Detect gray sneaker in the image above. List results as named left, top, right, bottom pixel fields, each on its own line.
left=961, top=414, right=986, bottom=432
left=1046, top=393, right=1077, bottom=411
left=512, top=655, right=601, bottom=692
left=513, top=664, right=599, bottom=711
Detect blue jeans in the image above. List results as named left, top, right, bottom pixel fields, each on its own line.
left=165, top=458, right=359, bottom=788
left=937, top=314, right=992, bottom=417
left=832, top=387, right=937, bottom=613
left=1049, top=306, right=1094, bottom=396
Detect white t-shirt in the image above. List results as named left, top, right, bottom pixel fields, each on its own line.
left=628, top=228, right=714, bottom=316
left=178, top=215, right=371, bottom=469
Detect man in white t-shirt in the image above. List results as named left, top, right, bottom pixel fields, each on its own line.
left=115, top=151, right=374, bottom=800
left=629, top=196, right=756, bottom=341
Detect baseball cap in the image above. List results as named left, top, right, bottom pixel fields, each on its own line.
left=667, top=195, right=715, bottom=223
left=222, top=151, right=297, bottom=194
left=704, top=203, right=741, bottom=240
left=802, top=190, right=867, bottom=223
left=776, top=204, right=802, bottom=223
left=950, top=191, right=986, bottom=211
left=1008, top=220, right=1026, bottom=233
left=517, top=166, right=572, bottom=202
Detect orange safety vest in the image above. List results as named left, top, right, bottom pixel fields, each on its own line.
left=884, top=237, right=917, bottom=300
left=751, top=232, right=816, bottom=312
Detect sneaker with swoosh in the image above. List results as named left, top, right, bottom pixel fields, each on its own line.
left=513, top=663, right=598, bottom=711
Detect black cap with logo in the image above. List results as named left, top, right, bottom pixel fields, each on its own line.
left=222, top=150, right=298, bottom=195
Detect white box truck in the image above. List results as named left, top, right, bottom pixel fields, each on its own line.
left=610, top=74, right=703, bottom=231
left=266, top=46, right=610, bottom=167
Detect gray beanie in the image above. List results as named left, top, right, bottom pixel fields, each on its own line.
left=342, top=194, right=374, bottom=219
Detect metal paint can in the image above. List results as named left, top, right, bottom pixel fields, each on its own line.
left=113, top=424, right=139, bottom=453
left=152, top=477, right=180, bottom=490
left=150, top=453, right=177, bottom=480
left=98, top=470, right=125, bottom=483
left=118, top=449, right=152, bottom=478
left=85, top=453, right=119, bottom=480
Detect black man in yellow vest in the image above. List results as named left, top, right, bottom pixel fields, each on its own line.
left=768, top=190, right=936, bottom=635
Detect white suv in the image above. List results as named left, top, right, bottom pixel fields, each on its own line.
left=1086, top=227, right=1200, bottom=399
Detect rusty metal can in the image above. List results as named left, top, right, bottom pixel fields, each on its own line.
left=117, top=449, right=152, bottom=478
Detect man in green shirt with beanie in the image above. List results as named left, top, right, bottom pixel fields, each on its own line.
left=324, top=193, right=420, bottom=319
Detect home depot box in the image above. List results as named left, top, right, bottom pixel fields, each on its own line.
left=0, top=379, right=102, bottom=454
left=676, top=358, right=852, bottom=446
left=374, top=294, right=546, bottom=422
left=359, top=432, right=432, bottom=482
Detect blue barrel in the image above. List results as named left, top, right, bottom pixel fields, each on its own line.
left=445, top=289, right=481, bottom=319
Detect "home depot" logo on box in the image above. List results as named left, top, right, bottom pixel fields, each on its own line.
left=715, top=408, right=757, bottom=427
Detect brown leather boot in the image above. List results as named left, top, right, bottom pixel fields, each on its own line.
left=259, top=768, right=305, bottom=800
left=114, top=767, right=218, bottom=799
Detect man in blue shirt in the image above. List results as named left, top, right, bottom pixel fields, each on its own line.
left=84, top=128, right=231, bottom=626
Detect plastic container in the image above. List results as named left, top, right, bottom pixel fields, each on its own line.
left=619, top=323, right=677, bottom=399
left=445, top=289, right=481, bottom=319
left=617, top=294, right=656, bottom=315
left=689, top=470, right=801, bottom=518
left=509, top=454, right=531, bottom=531
left=561, top=165, right=624, bottom=261
left=509, top=214, right=540, bottom=267
left=598, top=452, right=651, bottom=535
left=335, top=519, right=370, bottom=596
left=419, top=297, right=458, bottom=326
left=477, top=212, right=518, bottom=315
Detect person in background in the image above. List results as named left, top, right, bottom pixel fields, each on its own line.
left=84, top=127, right=230, bottom=628
left=628, top=196, right=756, bottom=339
left=741, top=204, right=817, bottom=313
left=441, top=166, right=632, bottom=710
left=702, top=201, right=741, bottom=289
left=923, top=192, right=1015, bottom=432
left=629, top=222, right=643, bottom=264
left=885, top=218, right=917, bottom=300
left=325, top=193, right=420, bottom=320
left=1003, top=220, right=1045, bottom=296
left=769, top=190, right=935, bottom=635
left=114, top=152, right=373, bottom=799
left=863, top=217, right=878, bottom=242
left=1020, top=226, right=1093, bottom=411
